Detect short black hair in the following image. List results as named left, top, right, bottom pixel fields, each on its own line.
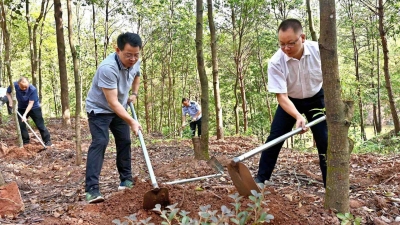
left=117, top=32, right=142, bottom=50
left=278, top=19, right=303, bottom=34
left=182, top=98, right=189, bottom=103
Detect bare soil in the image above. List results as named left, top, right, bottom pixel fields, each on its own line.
left=0, top=118, right=399, bottom=225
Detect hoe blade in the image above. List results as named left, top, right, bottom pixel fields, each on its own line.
left=143, top=188, right=170, bottom=210
left=227, top=162, right=259, bottom=196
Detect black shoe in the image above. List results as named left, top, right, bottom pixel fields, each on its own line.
left=44, top=141, right=53, bottom=147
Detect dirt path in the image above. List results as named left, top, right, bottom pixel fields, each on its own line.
left=0, top=119, right=399, bottom=224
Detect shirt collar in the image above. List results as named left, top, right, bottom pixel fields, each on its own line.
left=114, top=53, right=131, bottom=71
left=283, top=43, right=311, bottom=62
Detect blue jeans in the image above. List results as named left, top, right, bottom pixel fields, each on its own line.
left=85, top=112, right=132, bottom=192
left=17, top=107, right=51, bottom=144
left=257, top=89, right=328, bottom=187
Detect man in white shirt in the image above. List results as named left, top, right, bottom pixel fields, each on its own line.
left=182, top=98, right=202, bottom=137
left=256, top=19, right=328, bottom=187
left=0, top=87, right=11, bottom=115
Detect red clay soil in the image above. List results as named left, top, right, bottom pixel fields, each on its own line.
left=0, top=118, right=399, bottom=225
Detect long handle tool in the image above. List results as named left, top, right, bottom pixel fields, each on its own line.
left=227, top=116, right=326, bottom=196
left=17, top=111, right=46, bottom=149
left=129, top=102, right=170, bottom=210
left=164, top=156, right=224, bottom=185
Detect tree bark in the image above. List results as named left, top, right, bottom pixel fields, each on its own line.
left=54, top=0, right=71, bottom=127
left=0, top=1, right=23, bottom=147
left=376, top=40, right=382, bottom=133
left=91, top=3, right=98, bottom=68
left=207, top=0, right=224, bottom=140
left=306, top=0, right=318, bottom=41
left=255, top=28, right=273, bottom=124
left=196, top=0, right=209, bottom=160
left=67, top=0, right=82, bottom=165
left=103, top=0, right=110, bottom=59
left=377, top=0, right=400, bottom=135
left=346, top=0, right=366, bottom=141
left=320, top=0, right=352, bottom=213
left=25, top=0, right=47, bottom=88
left=38, top=1, right=51, bottom=103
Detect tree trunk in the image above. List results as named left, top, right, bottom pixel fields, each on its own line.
left=38, top=0, right=50, bottom=104
left=25, top=0, right=47, bottom=88
left=306, top=0, right=318, bottom=41
left=320, top=0, right=352, bottom=213
left=196, top=0, right=209, bottom=160
left=347, top=5, right=366, bottom=141
left=377, top=0, right=400, bottom=135
left=67, top=0, right=82, bottom=165
left=207, top=0, right=224, bottom=140
left=167, top=1, right=174, bottom=131
left=376, top=40, right=382, bottom=133
left=54, top=0, right=71, bottom=127
left=103, top=0, right=110, bottom=59
left=142, top=48, right=151, bottom=134
left=92, top=3, right=98, bottom=68
left=255, top=28, right=273, bottom=124
left=0, top=1, right=23, bottom=147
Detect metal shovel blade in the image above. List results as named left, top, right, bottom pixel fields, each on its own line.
left=143, top=187, right=170, bottom=210
left=207, top=156, right=224, bottom=173
left=227, top=162, right=259, bottom=197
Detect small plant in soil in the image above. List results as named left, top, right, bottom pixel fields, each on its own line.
left=336, top=212, right=362, bottom=225
left=112, top=186, right=274, bottom=225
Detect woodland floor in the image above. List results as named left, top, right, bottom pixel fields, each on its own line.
left=0, top=118, right=399, bottom=225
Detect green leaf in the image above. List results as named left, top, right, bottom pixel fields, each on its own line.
left=337, top=213, right=347, bottom=220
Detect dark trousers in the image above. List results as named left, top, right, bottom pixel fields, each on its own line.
left=1, top=96, right=12, bottom=115
left=257, top=89, right=328, bottom=187
left=85, top=112, right=132, bottom=192
left=190, top=117, right=202, bottom=137
left=17, top=107, right=51, bottom=144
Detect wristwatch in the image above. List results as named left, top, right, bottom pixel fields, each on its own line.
left=132, top=92, right=138, bottom=97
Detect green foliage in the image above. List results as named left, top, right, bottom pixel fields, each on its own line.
left=353, top=130, right=400, bottom=154
left=336, top=212, right=362, bottom=225
left=112, top=189, right=274, bottom=225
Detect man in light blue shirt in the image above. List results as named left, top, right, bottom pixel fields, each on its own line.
left=182, top=98, right=202, bottom=137
left=85, top=32, right=142, bottom=203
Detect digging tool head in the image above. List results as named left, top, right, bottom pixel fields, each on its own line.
left=207, top=156, right=224, bottom=174
left=143, top=187, right=170, bottom=210
left=227, top=162, right=260, bottom=196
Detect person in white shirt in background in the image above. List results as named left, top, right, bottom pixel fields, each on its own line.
left=181, top=98, right=202, bottom=137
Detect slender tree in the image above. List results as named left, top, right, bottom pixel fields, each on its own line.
left=66, top=0, right=82, bottom=165
left=37, top=1, right=51, bottom=102
left=196, top=0, right=209, bottom=159
left=343, top=0, right=366, bottom=141
left=207, top=0, right=224, bottom=140
left=0, top=0, right=23, bottom=147
left=306, top=0, right=318, bottom=41
left=25, top=0, right=48, bottom=88
left=320, top=0, right=353, bottom=212
left=54, top=0, right=71, bottom=126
